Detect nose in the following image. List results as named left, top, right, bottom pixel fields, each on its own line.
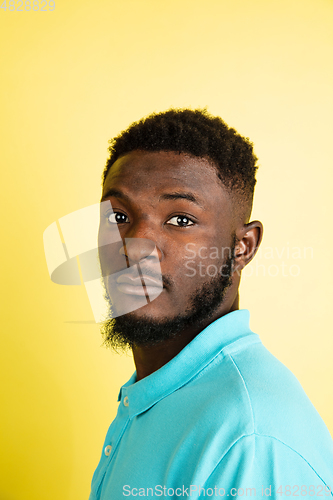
left=120, top=237, right=161, bottom=265
left=119, top=220, right=163, bottom=264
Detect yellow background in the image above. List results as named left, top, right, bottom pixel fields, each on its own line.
left=1, top=0, right=332, bottom=498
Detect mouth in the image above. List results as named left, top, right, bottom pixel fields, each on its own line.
left=115, top=273, right=163, bottom=297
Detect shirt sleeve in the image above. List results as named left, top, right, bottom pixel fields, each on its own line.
left=198, top=434, right=333, bottom=500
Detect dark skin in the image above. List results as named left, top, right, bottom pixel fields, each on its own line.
left=100, top=150, right=263, bottom=381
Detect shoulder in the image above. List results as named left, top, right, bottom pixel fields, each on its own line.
left=198, top=338, right=333, bottom=484
left=205, top=433, right=333, bottom=490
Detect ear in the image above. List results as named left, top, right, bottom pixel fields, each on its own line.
left=233, top=221, right=263, bottom=273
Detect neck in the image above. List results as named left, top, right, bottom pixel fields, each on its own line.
left=132, top=293, right=239, bottom=381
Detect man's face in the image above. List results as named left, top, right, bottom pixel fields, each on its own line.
left=98, top=150, right=237, bottom=348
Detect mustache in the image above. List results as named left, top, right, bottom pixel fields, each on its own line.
left=135, top=263, right=173, bottom=289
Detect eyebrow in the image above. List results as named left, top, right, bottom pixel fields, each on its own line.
left=159, top=192, right=203, bottom=206
left=101, top=188, right=130, bottom=203
left=101, top=188, right=203, bottom=207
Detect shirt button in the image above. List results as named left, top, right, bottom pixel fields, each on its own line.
left=123, top=396, right=129, bottom=407
left=104, top=445, right=112, bottom=456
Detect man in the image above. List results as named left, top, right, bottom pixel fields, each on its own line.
left=89, top=109, right=333, bottom=499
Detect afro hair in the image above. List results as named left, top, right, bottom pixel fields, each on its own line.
left=102, top=108, right=258, bottom=211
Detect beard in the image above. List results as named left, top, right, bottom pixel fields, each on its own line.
left=100, top=242, right=235, bottom=352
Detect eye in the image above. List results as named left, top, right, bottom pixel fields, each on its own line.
left=167, top=215, right=194, bottom=227
left=106, top=212, right=129, bottom=224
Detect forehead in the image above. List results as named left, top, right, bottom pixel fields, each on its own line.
left=102, top=150, right=231, bottom=208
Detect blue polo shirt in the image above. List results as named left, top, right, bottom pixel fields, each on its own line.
left=89, top=310, right=333, bottom=499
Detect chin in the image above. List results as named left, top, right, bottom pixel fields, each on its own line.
left=105, top=280, right=167, bottom=318
left=122, top=299, right=169, bottom=321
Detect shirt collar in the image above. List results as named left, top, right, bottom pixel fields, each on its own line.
left=117, top=309, right=257, bottom=419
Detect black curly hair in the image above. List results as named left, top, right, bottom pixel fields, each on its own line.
left=102, top=108, right=258, bottom=219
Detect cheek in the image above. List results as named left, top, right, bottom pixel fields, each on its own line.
left=98, top=242, right=127, bottom=275
left=176, top=240, right=232, bottom=281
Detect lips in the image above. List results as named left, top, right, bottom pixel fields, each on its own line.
left=116, top=273, right=163, bottom=297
